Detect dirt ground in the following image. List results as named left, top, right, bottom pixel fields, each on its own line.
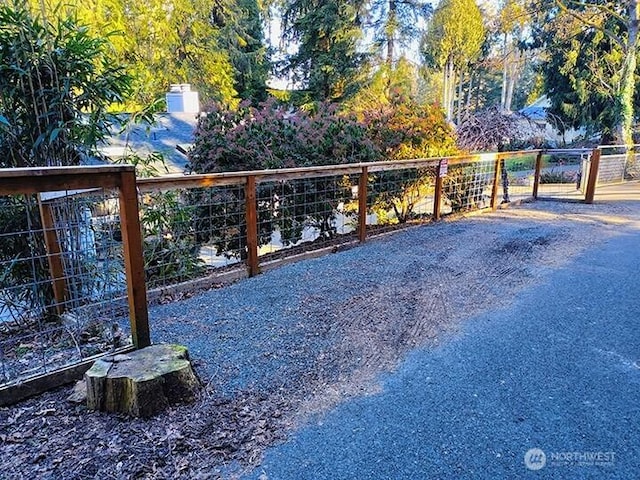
left=1, top=198, right=638, bottom=480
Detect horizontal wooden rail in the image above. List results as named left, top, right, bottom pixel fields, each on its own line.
left=597, top=144, right=640, bottom=150
left=136, top=148, right=607, bottom=195
left=0, top=165, right=133, bottom=196
left=136, top=151, right=558, bottom=194
left=137, top=172, right=248, bottom=192
left=542, top=148, right=593, bottom=155
left=0, top=164, right=134, bottom=178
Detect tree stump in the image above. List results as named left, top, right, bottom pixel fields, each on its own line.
left=85, top=344, right=199, bottom=418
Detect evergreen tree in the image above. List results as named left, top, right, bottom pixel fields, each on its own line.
left=0, top=1, right=131, bottom=167
left=368, top=0, right=432, bottom=65
left=534, top=0, right=639, bottom=144
left=221, top=0, right=270, bottom=102
left=281, top=0, right=368, bottom=102
left=421, top=0, right=485, bottom=121
left=31, top=0, right=269, bottom=106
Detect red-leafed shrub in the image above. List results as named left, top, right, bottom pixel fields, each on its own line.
left=189, top=99, right=381, bottom=173
left=188, top=100, right=381, bottom=258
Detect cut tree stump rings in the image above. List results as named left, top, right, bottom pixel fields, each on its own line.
left=85, top=344, right=200, bottom=418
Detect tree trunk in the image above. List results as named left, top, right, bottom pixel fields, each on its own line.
left=85, top=344, right=200, bottom=418
left=505, top=51, right=516, bottom=112
left=456, top=71, right=464, bottom=124
left=446, top=59, right=456, bottom=122
left=444, top=57, right=456, bottom=121
left=450, top=68, right=457, bottom=122
left=501, top=33, right=508, bottom=110
left=466, top=72, right=474, bottom=111
left=442, top=62, right=449, bottom=117
left=387, top=0, right=397, bottom=65
left=617, top=0, right=639, bottom=145
left=475, top=74, right=482, bottom=111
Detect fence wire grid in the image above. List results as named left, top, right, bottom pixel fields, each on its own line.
left=442, top=158, right=495, bottom=214
left=366, top=167, right=436, bottom=235
left=2, top=147, right=618, bottom=389
left=534, top=152, right=589, bottom=200
left=598, top=146, right=640, bottom=185
left=0, top=190, right=131, bottom=386
left=257, top=174, right=359, bottom=259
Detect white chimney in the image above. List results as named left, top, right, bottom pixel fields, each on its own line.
left=166, top=83, right=200, bottom=113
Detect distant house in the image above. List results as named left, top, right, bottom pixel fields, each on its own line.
left=99, top=84, right=200, bottom=174
left=519, top=96, right=585, bottom=146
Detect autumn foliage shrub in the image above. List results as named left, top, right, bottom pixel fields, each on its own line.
left=189, top=99, right=381, bottom=172
left=361, top=102, right=457, bottom=160
left=188, top=100, right=381, bottom=258
left=360, top=102, right=458, bottom=222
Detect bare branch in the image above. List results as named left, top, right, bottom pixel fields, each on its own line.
left=456, top=106, right=544, bottom=152
left=554, top=0, right=625, bottom=51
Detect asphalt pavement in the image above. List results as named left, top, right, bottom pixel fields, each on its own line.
left=245, top=211, right=640, bottom=479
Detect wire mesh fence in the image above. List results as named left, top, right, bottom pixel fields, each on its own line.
left=138, top=185, right=246, bottom=291
left=1, top=147, right=618, bottom=394
left=137, top=175, right=285, bottom=289
left=365, top=166, right=436, bottom=235
left=136, top=173, right=364, bottom=288
left=598, top=145, right=640, bottom=185
left=499, top=153, right=537, bottom=203
left=256, top=174, right=359, bottom=259
left=0, top=189, right=131, bottom=387
left=534, top=149, right=591, bottom=201
left=442, top=156, right=496, bottom=215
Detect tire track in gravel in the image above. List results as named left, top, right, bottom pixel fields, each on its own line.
left=293, top=208, right=619, bottom=420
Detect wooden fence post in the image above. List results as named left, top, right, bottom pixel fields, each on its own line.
left=433, top=160, right=444, bottom=221
left=532, top=150, right=543, bottom=199
left=584, top=147, right=601, bottom=204
left=118, top=169, right=150, bottom=349
left=38, top=198, right=67, bottom=315
left=490, top=154, right=502, bottom=210
left=245, top=175, right=260, bottom=277
left=358, top=166, right=368, bottom=243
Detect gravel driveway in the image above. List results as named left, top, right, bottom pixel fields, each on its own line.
left=245, top=201, right=640, bottom=479
left=1, top=194, right=639, bottom=479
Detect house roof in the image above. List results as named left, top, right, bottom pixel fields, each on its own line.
left=100, top=112, right=199, bottom=173
left=519, top=96, right=550, bottom=122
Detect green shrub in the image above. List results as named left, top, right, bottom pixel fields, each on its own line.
left=0, top=3, right=131, bottom=325
left=188, top=100, right=381, bottom=257
left=0, top=2, right=131, bottom=168
left=140, top=191, right=206, bottom=287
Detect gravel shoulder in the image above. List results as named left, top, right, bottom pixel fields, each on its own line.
left=1, top=197, right=639, bottom=479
